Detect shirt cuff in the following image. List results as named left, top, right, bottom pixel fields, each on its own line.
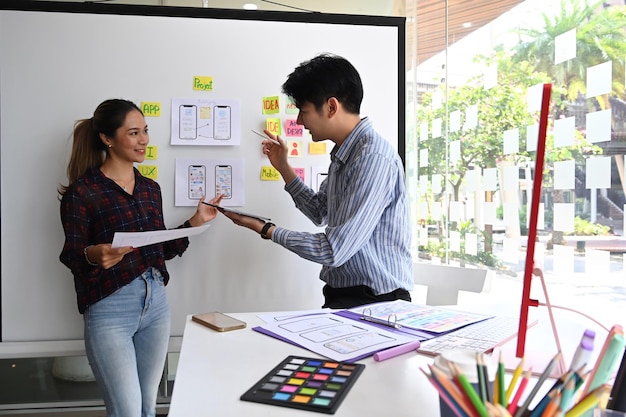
left=270, top=226, right=289, bottom=244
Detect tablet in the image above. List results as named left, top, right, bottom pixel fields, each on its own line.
left=202, top=202, right=271, bottom=222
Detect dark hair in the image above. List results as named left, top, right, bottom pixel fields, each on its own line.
left=281, top=53, right=363, bottom=114
left=58, top=99, right=142, bottom=195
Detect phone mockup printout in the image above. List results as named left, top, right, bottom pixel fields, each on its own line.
left=188, top=165, right=206, bottom=199
left=179, top=104, right=197, bottom=139
left=191, top=312, right=246, bottom=332
left=215, top=164, right=232, bottom=199
left=213, top=105, right=231, bottom=140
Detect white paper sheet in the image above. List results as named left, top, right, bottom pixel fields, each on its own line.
left=111, top=224, right=211, bottom=248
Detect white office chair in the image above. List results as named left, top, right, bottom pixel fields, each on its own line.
left=413, top=262, right=490, bottom=305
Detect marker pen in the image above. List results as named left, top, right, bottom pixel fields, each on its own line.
left=569, top=329, right=595, bottom=372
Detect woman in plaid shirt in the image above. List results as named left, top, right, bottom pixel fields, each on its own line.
left=59, top=99, right=222, bottom=417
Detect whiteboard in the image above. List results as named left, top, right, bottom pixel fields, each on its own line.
left=0, top=2, right=404, bottom=342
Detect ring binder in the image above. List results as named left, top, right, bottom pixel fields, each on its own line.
left=360, top=308, right=402, bottom=329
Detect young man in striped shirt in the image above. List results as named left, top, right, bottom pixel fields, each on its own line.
left=223, top=53, right=413, bottom=309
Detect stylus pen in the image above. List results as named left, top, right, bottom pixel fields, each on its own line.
left=251, top=129, right=280, bottom=145
left=373, top=340, right=421, bottom=362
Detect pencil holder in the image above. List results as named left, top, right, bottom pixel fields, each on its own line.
left=433, top=350, right=494, bottom=417
left=594, top=410, right=626, bottom=417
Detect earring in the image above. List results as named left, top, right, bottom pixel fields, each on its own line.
left=107, top=144, right=112, bottom=148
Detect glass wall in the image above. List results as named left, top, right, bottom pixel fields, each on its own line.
left=406, top=0, right=626, bottom=328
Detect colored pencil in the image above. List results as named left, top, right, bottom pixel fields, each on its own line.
left=429, top=364, right=478, bottom=417
left=507, top=367, right=533, bottom=415
left=531, top=371, right=572, bottom=417
left=497, top=352, right=506, bottom=407
left=514, top=352, right=562, bottom=417
left=451, top=362, right=490, bottom=417
left=477, top=352, right=490, bottom=403
left=540, top=390, right=561, bottom=417
left=563, top=384, right=610, bottom=417
left=505, top=357, right=525, bottom=404
left=421, top=367, right=467, bottom=417
left=559, top=378, right=576, bottom=412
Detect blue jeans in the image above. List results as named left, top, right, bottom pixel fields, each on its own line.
left=84, top=267, right=170, bottom=417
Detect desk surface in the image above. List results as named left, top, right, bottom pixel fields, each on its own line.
left=168, top=307, right=605, bottom=417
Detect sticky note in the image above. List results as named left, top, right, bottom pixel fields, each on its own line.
left=262, top=96, right=280, bottom=114
left=193, top=76, right=213, bottom=91
left=199, top=106, right=212, bottom=119
left=266, top=118, right=281, bottom=136
left=288, top=141, right=303, bottom=158
left=140, top=102, right=161, bottom=117
left=138, top=164, right=158, bottom=180
left=261, top=166, right=280, bottom=181
left=309, top=142, right=326, bottom=155
left=284, top=119, right=304, bottom=137
left=294, top=167, right=305, bottom=182
left=285, top=96, right=298, bottom=114
left=145, top=145, right=158, bottom=160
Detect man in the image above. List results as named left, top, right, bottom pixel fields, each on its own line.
left=223, top=53, right=413, bottom=309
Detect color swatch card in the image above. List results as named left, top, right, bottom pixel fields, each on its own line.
left=240, top=355, right=365, bottom=414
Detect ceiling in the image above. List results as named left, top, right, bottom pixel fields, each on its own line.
left=407, top=0, right=524, bottom=66
left=22, top=0, right=524, bottom=66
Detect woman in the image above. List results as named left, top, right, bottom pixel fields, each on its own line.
left=59, top=98, right=222, bottom=417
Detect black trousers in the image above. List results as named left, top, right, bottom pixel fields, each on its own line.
left=322, top=284, right=411, bottom=309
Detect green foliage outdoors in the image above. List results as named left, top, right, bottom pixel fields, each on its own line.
left=414, top=0, right=626, bottom=264
left=568, top=217, right=611, bottom=236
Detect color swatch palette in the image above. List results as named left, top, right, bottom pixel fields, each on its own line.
left=240, top=355, right=365, bottom=414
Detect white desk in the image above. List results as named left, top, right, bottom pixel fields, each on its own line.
left=168, top=307, right=606, bottom=417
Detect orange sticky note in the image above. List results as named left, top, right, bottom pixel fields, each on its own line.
left=288, top=141, right=303, bottom=158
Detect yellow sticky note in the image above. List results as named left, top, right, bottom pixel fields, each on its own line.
left=287, top=141, right=303, bottom=158
left=260, top=166, right=280, bottom=181
left=309, top=142, right=327, bottom=155
left=199, top=106, right=212, bottom=119
left=140, top=102, right=161, bottom=117
left=145, top=145, right=158, bottom=160
left=266, top=118, right=281, bottom=136
left=193, top=76, right=213, bottom=91
left=138, top=164, right=158, bottom=180
left=262, top=96, right=280, bottom=114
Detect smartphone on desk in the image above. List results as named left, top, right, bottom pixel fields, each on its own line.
left=192, top=312, right=246, bottom=332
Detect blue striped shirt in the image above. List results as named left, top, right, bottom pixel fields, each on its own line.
left=271, top=118, right=413, bottom=294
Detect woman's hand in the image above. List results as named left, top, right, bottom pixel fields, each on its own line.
left=86, top=243, right=134, bottom=270
left=189, top=194, right=224, bottom=226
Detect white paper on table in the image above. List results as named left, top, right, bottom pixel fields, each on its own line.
left=111, top=224, right=211, bottom=248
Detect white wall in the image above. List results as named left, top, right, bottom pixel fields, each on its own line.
left=0, top=5, right=401, bottom=342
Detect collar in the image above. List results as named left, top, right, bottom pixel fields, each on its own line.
left=331, top=117, right=371, bottom=165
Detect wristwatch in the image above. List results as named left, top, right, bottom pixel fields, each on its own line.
left=260, top=222, right=275, bottom=240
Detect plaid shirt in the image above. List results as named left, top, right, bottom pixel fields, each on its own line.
left=60, top=166, right=189, bottom=313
